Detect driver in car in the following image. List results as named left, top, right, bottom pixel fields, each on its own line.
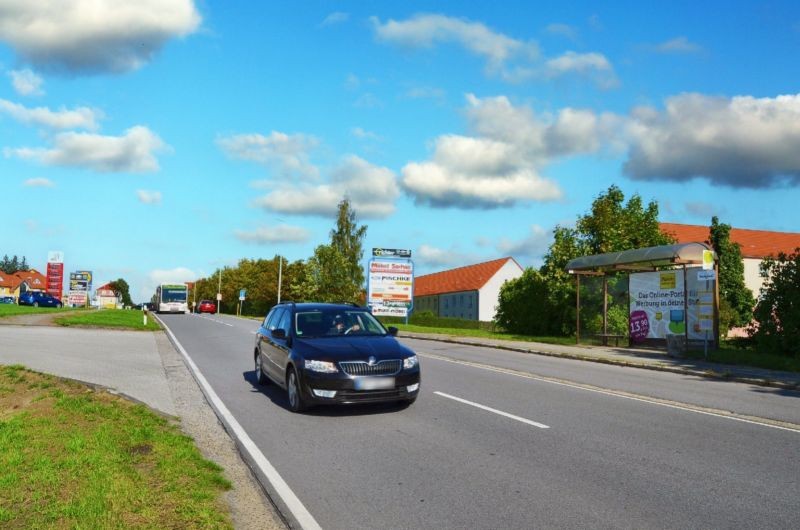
left=329, top=314, right=360, bottom=335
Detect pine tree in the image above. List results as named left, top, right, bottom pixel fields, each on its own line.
left=329, top=198, right=368, bottom=291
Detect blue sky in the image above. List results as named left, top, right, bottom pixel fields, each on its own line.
left=1, top=1, right=799, bottom=301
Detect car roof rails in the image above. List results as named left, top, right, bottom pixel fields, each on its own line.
left=334, top=301, right=362, bottom=307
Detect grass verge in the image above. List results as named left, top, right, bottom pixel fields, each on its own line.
left=55, top=309, right=161, bottom=331
left=0, top=364, right=232, bottom=528
left=0, top=304, right=78, bottom=318
left=392, top=323, right=577, bottom=346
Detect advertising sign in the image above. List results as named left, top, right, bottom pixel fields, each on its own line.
left=372, top=248, right=412, bottom=258
left=629, top=269, right=713, bottom=342
left=68, top=271, right=92, bottom=306
left=46, top=252, right=64, bottom=298
left=367, top=259, right=414, bottom=317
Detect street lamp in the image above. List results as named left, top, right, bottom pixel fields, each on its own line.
left=217, top=268, right=222, bottom=314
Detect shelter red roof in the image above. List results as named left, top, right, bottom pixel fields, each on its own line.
left=660, top=223, right=800, bottom=259
left=414, top=257, right=518, bottom=297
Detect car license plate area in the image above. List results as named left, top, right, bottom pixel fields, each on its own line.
left=354, top=377, right=395, bottom=390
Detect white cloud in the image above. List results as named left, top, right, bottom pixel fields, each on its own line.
left=5, top=125, right=168, bottom=173
left=253, top=155, right=399, bottom=218
left=351, top=127, right=381, bottom=141
left=320, top=12, right=349, bottom=27
left=415, top=244, right=483, bottom=269
left=234, top=224, right=310, bottom=244
left=405, top=86, right=446, bottom=100
left=0, top=0, right=201, bottom=74
left=217, top=131, right=320, bottom=180
left=495, top=225, right=551, bottom=260
left=655, top=36, right=702, bottom=54
left=624, top=93, right=800, bottom=188
left=372, top=14, right=615, bottom=88
left=353, top=92, right=382, bottom=109
left=137, top=189, right=162, bottom=204
left=371, top=13, right=535, bottom=72
left=0, top=99, right=101, bottom=130
left=23, top=177, right=55, bottom=187
left=400, top=94, right=620, bottom=208
left=545, top=23, right=578, bottom=40
left=9, top=68, right=43, bottom=96
left=544, top=51, right=618, bottom=88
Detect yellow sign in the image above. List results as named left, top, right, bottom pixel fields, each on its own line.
left=660, top=272, right=676, bottom=289
left=702, top=249, right=714, bottom=270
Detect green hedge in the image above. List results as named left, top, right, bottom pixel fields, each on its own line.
left=379, top=311, right=497, bottom=331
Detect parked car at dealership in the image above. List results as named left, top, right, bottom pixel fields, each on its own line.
left=197, top=300, right=217, bottom=314
left=253, top=301, right=420, bottom=412
left=18, top=291, right=63, bottom=308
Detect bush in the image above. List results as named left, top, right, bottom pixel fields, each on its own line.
left=380, top=311, right=493, bottom=331
left=494, top=268, right=554, bottom=335
left=749, top=249, right=800, bottom=357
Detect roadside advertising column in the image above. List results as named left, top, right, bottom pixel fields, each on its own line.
left=68, top=271, right=93, bottom=307
left=46, top=251, right=64, bottom=299
left=367, top=248, right=414, bottom=321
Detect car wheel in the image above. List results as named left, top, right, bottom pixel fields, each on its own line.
left=57, top=303, right=62, bottom=308
left=255, top=352, right=268, bottom=385
left=33, top=301, right=39, bottom=307
left=287, top=368, right=307, bottom=413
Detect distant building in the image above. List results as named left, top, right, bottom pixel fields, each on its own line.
left=0, top=269, right=47, bottom=300
left=660, top=223, right=800, bottom=297
left=94, top=282, right=121, bottom=309
left=414, top=257, right=524, bottom=322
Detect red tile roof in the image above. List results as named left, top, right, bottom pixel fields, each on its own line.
left=660, top=223, right=800, bottom=259
left=13, top=269, right=47, bottom=290
left=414, top=257, right=520, bottom=297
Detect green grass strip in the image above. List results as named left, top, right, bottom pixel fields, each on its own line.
left=55, top=309, right=161, bottom=331
left=0, top=365, right=232, bottom=528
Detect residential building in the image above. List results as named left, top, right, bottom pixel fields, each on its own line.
left=414, top=257, right=523, bottom=322
left=0, top=269, right=48, bottom=300
left=660, top=223, right=800, bottom=297
left=94, top=283, right=121, bottom=309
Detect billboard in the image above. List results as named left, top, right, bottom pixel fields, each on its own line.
left=367, top=259, right=414, bottom=317
left=68, top=271, right=92, bottom=306
left=46, top=251, right=64, bottom=298
left=629, top=270, right=714, bottom=342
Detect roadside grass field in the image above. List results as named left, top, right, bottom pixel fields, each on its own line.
left=0, top=365, right=232, bottom=528
left=55, top=309, right=161, bottom=331
left=391, top=323, right=577, bottom=346
left=0, top=304, right=78, bottom=318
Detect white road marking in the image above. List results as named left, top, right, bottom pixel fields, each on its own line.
left=421, top=352, right=800, bottom=433
left=158, top=316, right=322, bottom=530
left=434, top=391, right=549, bottom=429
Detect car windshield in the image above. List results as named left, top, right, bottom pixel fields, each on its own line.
left=295, top=309, right=387, bottom=338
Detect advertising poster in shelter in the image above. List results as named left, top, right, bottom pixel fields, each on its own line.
left=629, top=270, right=714, bottom=342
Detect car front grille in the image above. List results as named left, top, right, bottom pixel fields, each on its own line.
left=339, top=360, right=402, bottom=376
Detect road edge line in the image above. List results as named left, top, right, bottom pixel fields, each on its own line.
left=157, top=315, right=322, bottom=530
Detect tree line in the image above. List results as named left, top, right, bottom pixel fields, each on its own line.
left=0, top=255, right=29, bottom=274
left=494, top=185, right=797, bottom=358
left=189, top=199, right=368, bottom=317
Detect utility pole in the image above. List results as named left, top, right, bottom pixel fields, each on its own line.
left=277, top=256, right=282, bottom=303
left=217, top=268, right=222, bottom=314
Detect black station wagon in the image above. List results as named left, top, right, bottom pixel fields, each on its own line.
left=253, top=302, right=420, bottom=412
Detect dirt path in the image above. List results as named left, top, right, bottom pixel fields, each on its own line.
left=0, top=312, right=62, bottom=326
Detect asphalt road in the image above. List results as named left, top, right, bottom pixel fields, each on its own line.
left=160, top=313, right=800, bottom=530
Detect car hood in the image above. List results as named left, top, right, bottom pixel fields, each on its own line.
left=294, top=336, right=414, bottom=361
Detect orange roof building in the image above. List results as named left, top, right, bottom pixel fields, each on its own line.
left=660, top=222, right=800, bottom=296
left=414, top=257, right=523, bottom=322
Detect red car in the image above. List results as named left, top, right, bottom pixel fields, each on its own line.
left=197, top=300, right=217, bottom=314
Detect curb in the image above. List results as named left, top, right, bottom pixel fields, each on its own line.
left=401, top=333, right=800, bottom=392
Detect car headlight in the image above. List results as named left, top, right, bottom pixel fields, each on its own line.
left=304, top=360, right=338, bottom=373
left=403, top=355, right=418, bottom=369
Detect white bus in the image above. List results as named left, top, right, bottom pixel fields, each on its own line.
left=154, top=283, right=189, bottom=314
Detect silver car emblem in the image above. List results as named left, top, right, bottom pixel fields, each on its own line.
left=368, top=356, right=377, bottom=366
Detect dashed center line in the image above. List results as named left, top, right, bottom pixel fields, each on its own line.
left=435, top=391, right=550, bottom=429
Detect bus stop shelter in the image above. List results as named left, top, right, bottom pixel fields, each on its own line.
left=565, top=243, right=720, bottom=351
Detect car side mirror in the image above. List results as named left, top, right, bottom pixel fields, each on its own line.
left=272, top=328, right=286, bottom=340
left=387, top=326, right=398, bottom=336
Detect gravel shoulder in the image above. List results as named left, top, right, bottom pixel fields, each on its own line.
left=154, top=332, right=286, bottom=530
